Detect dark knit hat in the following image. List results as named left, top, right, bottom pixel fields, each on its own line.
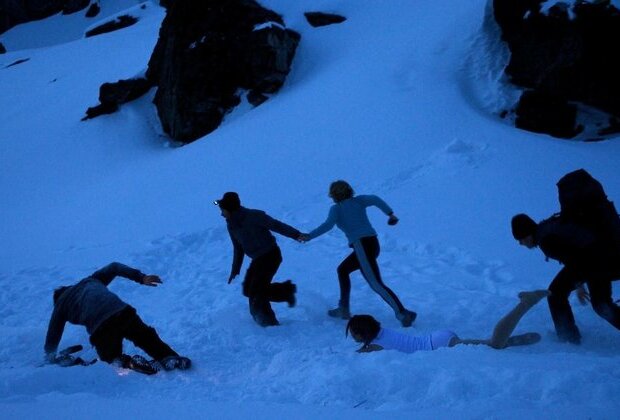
left=511, top=213, right=537, bottom=240
left=214, top=192, right=241, bottom=212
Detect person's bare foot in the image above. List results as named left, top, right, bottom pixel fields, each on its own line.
left=518, top=290, right=550, bottom=306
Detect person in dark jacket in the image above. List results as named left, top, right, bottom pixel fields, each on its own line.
left=44, top=262, right=190, bottom=371
left=511, top=213, right=620, bottom=344
left=215, top=192, right=302, bottom=327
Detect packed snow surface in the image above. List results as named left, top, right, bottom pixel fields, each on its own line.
left=1, top=1, right=619, bottom=419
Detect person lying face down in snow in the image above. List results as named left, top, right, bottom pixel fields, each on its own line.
left=345, top=290, right=549, bottom=353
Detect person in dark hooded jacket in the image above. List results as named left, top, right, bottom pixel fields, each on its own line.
left=511, top=213, right=620, bottom=344
left=44, top=262, right=190, bottom=372
left=215, top=192, right=302, bottom=327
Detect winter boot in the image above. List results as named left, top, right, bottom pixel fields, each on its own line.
left=397, top=309, right=417, bottom=327
left=114, top=354, right=158, bottom=375
left=284, top=280, right=297, bottom=308
left=157, top=355, right=192, bottom=371
left=327, top=306, right=351, bottom=320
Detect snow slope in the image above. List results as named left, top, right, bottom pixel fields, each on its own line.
left=1, top=0, right=619, bottom=418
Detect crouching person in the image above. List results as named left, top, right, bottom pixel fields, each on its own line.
left=44, top=262, right=190, bottom=373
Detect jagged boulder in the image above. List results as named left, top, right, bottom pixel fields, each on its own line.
left=62, top=0, right=89, bottom=15
left=304, top=12, right=346, bottom=27
left=85, top=15, right=138, bottom=38
left=0, top=0, right=90, bottom=34
left=84, top=2, right=100, bottom=18
left=82, top=78, right=152, bottom=120
left=145, top=0, right=300, bottom=143
left=493, top=0, right=620, bottom=138
left=515, top=90, right=583, bottom=138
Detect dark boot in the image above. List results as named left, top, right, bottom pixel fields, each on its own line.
left=327, top=305, right=351, bottom=319
left=250, top=297, right=279, bottom=327
left=284, top=280, right=297, bottom=307
left=156, top=355, right=192, bottom=371
left=397, top=309, right=417, bottom=327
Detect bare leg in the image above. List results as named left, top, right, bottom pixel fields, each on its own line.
left=451, top=290, right=549, bottom=349
left=488, top=290, right=549, bottom=349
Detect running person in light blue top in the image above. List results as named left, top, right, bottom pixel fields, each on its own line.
left=300, top=180, right=416, bottom=327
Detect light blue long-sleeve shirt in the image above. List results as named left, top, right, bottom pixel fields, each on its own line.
left=371, top=328, right=457, bottom=353
left=372, top=328, right=433, bottom=353
left=307, top=195, right=393, bottom=244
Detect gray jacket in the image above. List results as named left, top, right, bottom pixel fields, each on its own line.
left=227, top=207, right=300, bottom=278
left=44, top=262, right=146, bottom=355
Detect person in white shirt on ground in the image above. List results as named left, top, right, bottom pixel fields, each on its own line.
left=346, top=289, right=549, bottom=353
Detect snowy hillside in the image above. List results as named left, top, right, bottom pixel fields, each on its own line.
left=1, top=0, right=619, bottom=418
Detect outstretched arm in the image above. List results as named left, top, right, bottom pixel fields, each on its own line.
left=259, top=212, right=301, bottom=240
left=90, top=262, right=157, bottom=286
left=306, top=207, right=337, bottom=240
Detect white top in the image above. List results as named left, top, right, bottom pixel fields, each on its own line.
left=371, top=328, right=433, bottom=354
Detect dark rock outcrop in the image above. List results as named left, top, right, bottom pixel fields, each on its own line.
left=82, top=78, right=152, bottom=120
left=494, top=0, right=620, bottom=139
left=4, top=57, right=29, bottom=68
left=598, top=117, right=620, bottom=136
left=304, top=11, right=346, bottom=27
left=0, top=0, right=90, bottom=34
left=83, top=1, right=299, bottom=144
left=515, top=90, right=583, bottom=138
left=85, top=15, right=138, bottom=38
left=159, top=0, right=173, bottom=9
left=145, top=0, right=300, bottom=143
left=62, top=0, right=89, bottom=15
left=85, top=2, right=100, bottom=18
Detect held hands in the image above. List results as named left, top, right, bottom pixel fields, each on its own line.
left=141, top=275, right=162, bottom=287
left=297, top=233, right=310, bottom=243
left=387, top=214, right=399, bottom=226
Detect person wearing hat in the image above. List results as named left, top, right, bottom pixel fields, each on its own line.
left=215, top=192, right=302, bottom=327
left=44, top=262, right=190, bottom=373
left=511, top=213, right=620, bottom=344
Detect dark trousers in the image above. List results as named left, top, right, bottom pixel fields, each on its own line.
left=548, top=266, right=620, bottom=343
left=337, top=236, right=405, bottom=314
left=242, top=246, right=290, bottom=325
left=89, top=306, right=178, bottom=363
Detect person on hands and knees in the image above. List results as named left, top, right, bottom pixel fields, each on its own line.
left=44, top=262, right=190, bottom=373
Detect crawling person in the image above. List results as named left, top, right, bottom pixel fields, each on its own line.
left=44, top=262, right=190, bottom=373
